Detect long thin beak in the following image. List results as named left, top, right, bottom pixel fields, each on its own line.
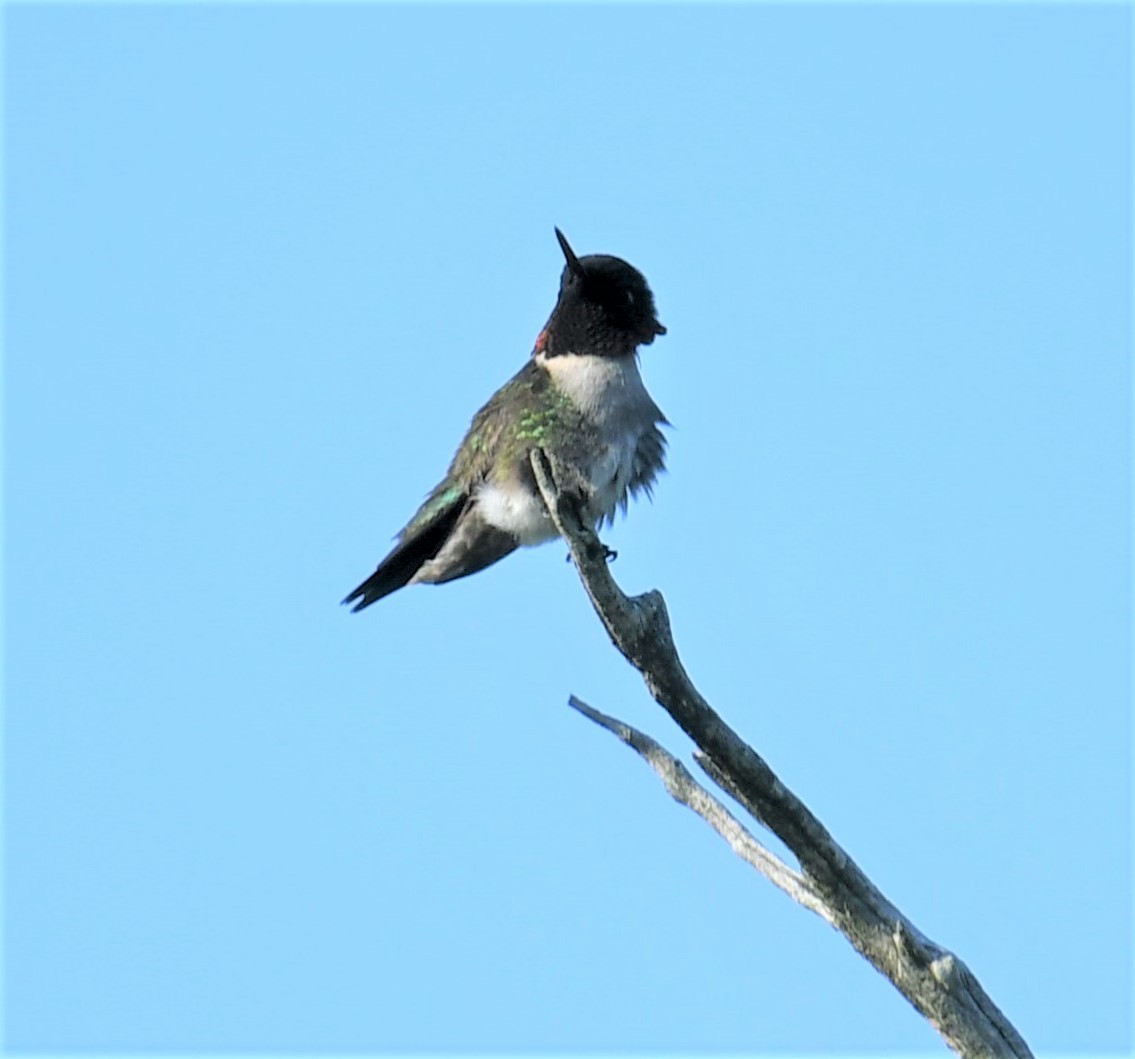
left=554, top=227, right=585, bottom=279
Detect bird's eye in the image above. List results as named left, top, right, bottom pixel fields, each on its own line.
left=625, top=290, right=635, bottom=305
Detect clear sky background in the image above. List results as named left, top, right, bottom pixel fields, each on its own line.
left=3, top=3, right=1130, bottom=1056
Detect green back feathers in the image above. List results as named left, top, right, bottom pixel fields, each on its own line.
left=448, top=360, right=585, bottom=480
left=401, top=359, right=590, bottom=542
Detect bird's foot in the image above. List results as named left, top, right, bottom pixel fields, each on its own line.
left=583, top=538, right=618, bottom=564
left=566, top=541, right=617, bottom=564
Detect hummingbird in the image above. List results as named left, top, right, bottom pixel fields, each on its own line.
left=342, top=228, right=668, bottom=611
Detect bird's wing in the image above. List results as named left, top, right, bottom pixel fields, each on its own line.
left=342, top=486, right=470, bottom=611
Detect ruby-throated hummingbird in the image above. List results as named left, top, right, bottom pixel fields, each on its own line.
left=343, top=228, right=668, bottom=611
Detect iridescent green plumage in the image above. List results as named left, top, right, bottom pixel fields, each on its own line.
left=403, top=361, right=591, bottom=533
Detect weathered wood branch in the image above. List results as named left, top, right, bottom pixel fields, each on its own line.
left=567, top=694, right=832, bottom=920
left=531, top=448, right=1032, bottom=1059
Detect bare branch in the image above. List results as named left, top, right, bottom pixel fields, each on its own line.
left=532, top=448, right=1033, bottom=1059
left=567, top=694, right=832, bottom=921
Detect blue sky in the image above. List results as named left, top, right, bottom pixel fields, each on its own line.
left=3, top=3, right=1130, bottom=1055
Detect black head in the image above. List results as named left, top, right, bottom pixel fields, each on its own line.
left=537, top=228, right=666, bottom=358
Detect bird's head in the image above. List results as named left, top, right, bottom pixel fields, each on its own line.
left=536, top=228, right=666, bottom=358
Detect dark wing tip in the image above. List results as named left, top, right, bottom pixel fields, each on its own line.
left=341, top=491, right=469, bottom=613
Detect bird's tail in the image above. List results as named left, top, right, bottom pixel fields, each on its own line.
left=342, top=496, right=466, bottom=612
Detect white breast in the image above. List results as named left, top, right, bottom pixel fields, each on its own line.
left=540, top=352, right=660, bottom=525
left=582, top=428, right=640, bottom=523
left=539, top=352, right=654, bottom=421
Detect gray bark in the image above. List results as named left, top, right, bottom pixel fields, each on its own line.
left=531, top=448, right=1033, bottom=1059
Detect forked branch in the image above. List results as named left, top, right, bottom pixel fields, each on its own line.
left=530, top=448, right=1032, bottom=1059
